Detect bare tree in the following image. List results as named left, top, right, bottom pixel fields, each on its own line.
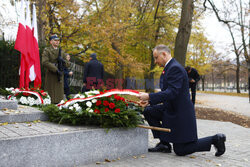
left=204, top=0, right=249, bottom=100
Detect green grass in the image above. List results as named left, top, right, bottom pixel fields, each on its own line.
left=198, top=91, right=249, bottom=97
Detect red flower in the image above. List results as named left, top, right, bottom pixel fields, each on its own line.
left=96, top=100, right=102, bottom=106
left=22, top=93, right=30, bottom=96
left=125, top=103, right=128, bottom=106
left=121, top=97, right=125, bottom=102
left=94, top=109, right=100, bottom=114
left=104, top=108, right=109, bottom=112
left=103, top=100, right=109, bottom=106
left=114, top=108, right=121, bottom=113
left=114, top=95, right=121, bottom=101
left=109, top=102, right=115, bottom=109
left=41, top=92, right=47, bottom=96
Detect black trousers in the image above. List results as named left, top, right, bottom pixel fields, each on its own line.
left=64, top=87, right=70, bottom=100
left=143, top=106, right=213, bottom=156
left=173, top=137, right=212, bottom=156
left=190, top=84, right=197, bottom=105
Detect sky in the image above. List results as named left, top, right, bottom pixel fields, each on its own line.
left=201, top=10, right=233, bottom=57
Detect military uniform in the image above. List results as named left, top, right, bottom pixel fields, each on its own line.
left=42, top=46, right=70, bottom=103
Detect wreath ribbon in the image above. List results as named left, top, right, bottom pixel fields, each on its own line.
left=57, top=89, right=139, bottom=107
left=8, top=88, right=44, bottom=104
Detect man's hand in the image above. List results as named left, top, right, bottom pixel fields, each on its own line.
left=139, top=100, right=149, bottom=107
left=69, top=71, right=73, bottom=76
left=138, top=92, right=149, bottom=101
left=190, top=79, right=195, bottom=83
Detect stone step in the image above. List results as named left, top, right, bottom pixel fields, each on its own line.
left=0, top=105, right=48, bottom=123
left=0, top=99, right=18, bottom=110
left=0, top=121, right=148, bottom=167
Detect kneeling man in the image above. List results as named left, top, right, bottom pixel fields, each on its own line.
left=138, top=44, right=226, bottom=156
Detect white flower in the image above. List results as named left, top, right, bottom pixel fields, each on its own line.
left=88, top=109, right=94, bottom=113
left=91, top=99, right=97, bottom=103
left=86, top=101, right=92, bottom=108
left=20, top=96, right=28, bottom=104
left=73, top=103, right=79, bottom=108
left=75, top=106, right=82, bottom=112
left=59, top=106, right=62, bottom=110
left=35, top=99, right=40, bottom=105
left=43, top=98, right=51, bottom=105
left=28, top=97, right=35, bottom=102
left=59, top=100, right=65, bottom=104
left=73, top=94, right=81, bottom=98
left=80, top=95, right=85, bottom=98
left=86, top=90, right=100, bottom=95
left=69, top=106, right=74, bottom=110
left=6, top=87, right=14, bottom=92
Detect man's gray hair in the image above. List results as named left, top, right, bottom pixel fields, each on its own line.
left=153, top=44, right=171, bottom=55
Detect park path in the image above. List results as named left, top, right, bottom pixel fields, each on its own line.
left=82, top=119, right=250, bottom=167
left=196, top=92, right=250, bottom=117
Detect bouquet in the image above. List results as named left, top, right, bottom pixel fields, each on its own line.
left=5, top=87, right=51, bottom=106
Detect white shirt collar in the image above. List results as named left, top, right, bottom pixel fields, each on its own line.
left=164, top=58, right=172, bottom=67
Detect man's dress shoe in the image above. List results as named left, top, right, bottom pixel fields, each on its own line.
left=213, top=133, right=226, bottom=156
left=148, top=142, right=172, bottom=153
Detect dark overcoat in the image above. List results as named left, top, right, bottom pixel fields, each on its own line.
left=83, top=58, right=104, bottom=88
left=149, top=58, right=198, bottom=143
left=42, top=46, right=69, bottom=103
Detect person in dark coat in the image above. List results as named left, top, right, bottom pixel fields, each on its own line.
left=64, top=55, right=73, bottom=100
left=185, top=66, right=200, bottom=105
left=138, top=44, right=226, bottom=156
left=82, top=53, right=104, bottom=92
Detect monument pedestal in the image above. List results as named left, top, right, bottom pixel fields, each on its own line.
left=0, top=102, right=148, bottom=166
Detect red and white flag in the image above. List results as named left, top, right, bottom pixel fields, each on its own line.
left=25, top=0, right=35, bottom=87
left=14, top=0, right=41, bottom=89
left=32, top=3, right=41, bottom=88
left=14, top=0, right=26, bottom=88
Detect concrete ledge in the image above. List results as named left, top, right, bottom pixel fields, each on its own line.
left=0, top=105, right=48, bottom=123
left=0, top=126, right=148, bottom=167
left=0, top=99, right=18, bottom=110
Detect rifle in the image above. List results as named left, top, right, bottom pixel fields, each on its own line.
left=57, top=47, right=65, bottom=82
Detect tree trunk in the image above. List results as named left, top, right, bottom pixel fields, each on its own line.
left=174, top=0, right=194, bottom=66
left=236, top=54, right=241, bottom=93
left=145, top=23, right=160, bottom=93
left=201, top=75, right=205, bottom=91
left=36, top=0, right=46, bottom=45
left=247, top=61, right=250, bottom=102
left=212, top=68, right=214, bottom=91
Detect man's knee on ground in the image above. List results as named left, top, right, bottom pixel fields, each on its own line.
left=173, top=147, right=187, bottom=156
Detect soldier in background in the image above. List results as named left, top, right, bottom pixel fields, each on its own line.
left=42, top=34, right=70, bottom=103
left=185, top=66, right=200, bottom=105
